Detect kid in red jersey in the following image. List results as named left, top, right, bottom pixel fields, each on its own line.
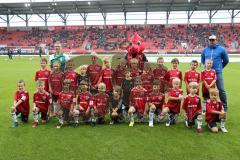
left=32, top=80, right=52, bottom=128
left=35, top=58, right=51, bottom=92
left=129, top=58, right=142, bottom=79
left=182, top=82, right=202, bottom=133
left=128, top=77, right=147, bottom=127
left=166, top=58, right=182, bottom=89
left=64, top=60, right=78, bottom=95
left=141, top=63, right=154, bottom=94
left=146, top=80, right=165, bottom=127
left=184, top=60, right=201, bottom=94
left=159, top=78, right=183, bottom=127
left=10, top=80, right=30, bottom=128
left=206, top=89, right=228, bottom=133
left=49, top=61, right=64, bottom=116
left=153, top=57, right=168, bottom=93
left=112, top=60, right=126, bottom=86
left=56, top=79, right=75, bottom=128
left=201, top=59, right=217, bottom=114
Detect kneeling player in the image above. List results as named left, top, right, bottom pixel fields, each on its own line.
left=91, top=83, right=110, bottom=125
left=146, top=80, right=165, bottom=127
left=206, top=89, right=228, bottom=133
left=10, top=80, right=30, bottom=128
left=128, top=77, right=147, bottom=127
left=72, top=80, right=92, bottom=127
left=182, top=82, right=202, bottom=133
left=56, top=79, right=75, bottom=128
left=109, top=86, right=123, bottom=125
left=159, top=78, right=183, bottom=126
left=32, top=80, right=51, bottom=127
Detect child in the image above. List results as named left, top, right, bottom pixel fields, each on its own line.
left=182, top=82, right=202, bottom=133
left=32, top=80, right=51, bottom=128
left=10, top=80, right=30, bottom=128
left=112, top=60, right=126, bottom=86
left=87, top=55, right=102, bottom=94
left=109, top=86, right=123, bottom=125
left=153, top=57, right=168, bottom=93
left=72, top=80, right=92, bottom=127
left=49, top=61, right=64, bottom=116
left=128, top=77, right=147, bottom=127
left=184, top=60, right=201, bottom=94
left=56, top=79, right=75, bottom=128
left=201, top=59, right=217, bottom=114
left=92, top=83, right=110, bottom=124
left=141, top=63, right=154, bottom=94
left=122, top=68, right=134, bottom=111
left=64, top=60, right=78, bottom=95
left=97, top=59, right=113, bottom=93
left=35, top=58, right=51, bottom=92
left=129, top=58, right=142, bottom=80
left=146, top=80, right=165, bottom=127
left=206, top=88, right=228, bottom=133
left=166, top=58, right=182, bottom=89
left=78, top=65, right=91, bottom=90
left=159, top=78, right=183, bottom=127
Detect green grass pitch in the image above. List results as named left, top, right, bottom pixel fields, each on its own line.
left=0, top=56, right=239, bottom=160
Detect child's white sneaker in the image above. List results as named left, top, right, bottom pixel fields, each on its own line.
left=149, top=121, right=153, bottom=127
left=220, top=127, right=228, bottom=133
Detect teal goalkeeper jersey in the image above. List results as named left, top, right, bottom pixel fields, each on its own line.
left=50, top=53, right=69, bottom=72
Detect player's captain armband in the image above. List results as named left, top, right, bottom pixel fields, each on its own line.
left=21, top=96, right=27, bottom=101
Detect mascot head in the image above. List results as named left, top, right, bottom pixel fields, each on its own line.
left=126, top=33, right=145, bottom=59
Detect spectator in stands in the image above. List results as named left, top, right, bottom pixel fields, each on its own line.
left=201, top=35, right=229, bottom=112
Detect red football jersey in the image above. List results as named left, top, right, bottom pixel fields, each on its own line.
left=166, top=88, right=183, bottom=113
left=130, top=69, right=142, bottom=79
left=184, top=70, right=201, bottom=94
left=205, top=100, right=223, bottom=123
left=129, top=86, right=147, bottom=114
left=182, top=95, right=201, bottom=120
left=58, top=92, right=74, bottom=109
left=153, top=67, right=168, bottom=82
left=113, top=66, right=125, bottom=86
left=201, top=69, right=217, bottom=94
left=49, top=71, right=64, bottom=96
left=99, top=69, right=113, bottom=92
left=64, top=70, right=78, bottom=95
left=147, top=92, right=165, bottom=109
left=35, top=69, right=51, bottom=92
left=14, top=91, right=30, bottom=115
left=77, top=91, right=92, bottom=111
left=33, top=91, right=51, bottom=114
left=93, top=92, right=109, bottom=117
left=87, top=64, right=102, bottom=86
left=141, top=72, right=154, bottom=94
left=166, top=69, right=182, bottom=87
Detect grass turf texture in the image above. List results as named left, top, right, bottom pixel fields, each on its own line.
left=0, top=56, right=239, bottom=160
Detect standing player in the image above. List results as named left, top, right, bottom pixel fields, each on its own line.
left=141, top=64, right=154, bottom=94
left=184, top=60, right=201, bottom=94
left=97, top=59, right=113, bottom=93
left=49, top=61, right=64, bottom=116
left=128, top=77, right=147, bottom=127
left=92, top=83, right=110, bottom=124
left=10, top=80, right=30, bottom=128
left=166, top=58, right=182, bottom=89
left=32, top=80, right=51, bottom=128
left=64, top=60, right=78, bottom=95
left=201, top=59, right=217, bottom=114
left=49, top=41, right=70, bottom=72
left=35, top=58, right=51, bottom=92
left=122, top=68, right=134, bottom=111
left=56, top=79, right=75, bottom=128
left=78, top=65, right=91, bottom=90
left=87, top=54, right=102, bottom=94
left=146, top=80, right=165, bottom=127
left=159, top=78, right=184, bottom=127
left=182, top=82, right=202, bottom=133
left=206, top=88, right=228, bottom=133
left=153, top=57, right=168, bottom=93
left=129, top=58, right=142, bottom=80
left=112, top=60, right=126, bottom=86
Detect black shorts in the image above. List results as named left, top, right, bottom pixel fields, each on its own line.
left=40, top=112, right=48, bottom=121
left=202, top=92, right=210, bottom=99
left=16, top=109, right=28, bottom=123
left=52, top=94, right=59, bottom=103
left=208, top=118, right=221, bottom=128
left=155, top=108, right=162, bottom=115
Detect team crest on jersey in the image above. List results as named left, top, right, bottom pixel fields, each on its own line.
left=42, top=96, right=46, bottom=100
left=196, top=98, right=199, bottom=103
left=45, top=72, right=49, bottom=76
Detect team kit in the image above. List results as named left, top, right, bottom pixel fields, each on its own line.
left=10, top=55, right=228, bottom=134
